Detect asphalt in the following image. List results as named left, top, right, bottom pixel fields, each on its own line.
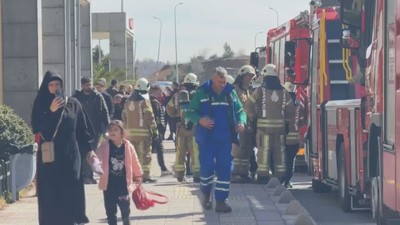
left=0, top=140, right=317, bottom=225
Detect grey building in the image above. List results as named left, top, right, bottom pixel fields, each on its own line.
left=0, top=0, right=92, bottom=123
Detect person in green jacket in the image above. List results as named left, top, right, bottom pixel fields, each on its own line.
left=185, top=67, right=246, bottom=213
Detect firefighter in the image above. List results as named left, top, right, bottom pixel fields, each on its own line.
left=122, top=78, right=158, bottom=183
left=282, top=82, right=305, bottom=188
left=166, top=73, right=201, bottom=182
left=248, top=64, right=294, bottom=184
left=231, top=65, right=257, bottom=183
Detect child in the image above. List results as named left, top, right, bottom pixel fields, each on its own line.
left=96, top=120, right=142, bottom=225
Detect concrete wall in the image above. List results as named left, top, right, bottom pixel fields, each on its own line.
left=2, top=0, right=43, bottom=122
left=93, top=12, right=134, bottom=81
left=42, top=0, right=89, bottom=95
left=42, top=0, right=66, bottom=88
left=80, top=0, right=92, bottom=83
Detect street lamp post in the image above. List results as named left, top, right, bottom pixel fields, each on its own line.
left=269, top=7, right=279, bottom=27
left=121, top=0, right=124, bottom=12
left=254, top=31, right=264, bottom=49
left=153, top=16, right=162, bottom=78
left=174, top=2, right=183, bottom=83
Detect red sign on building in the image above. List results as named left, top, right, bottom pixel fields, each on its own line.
left=128, top=18, right=134, bottom=31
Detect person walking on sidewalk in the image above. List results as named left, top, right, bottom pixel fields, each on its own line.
left=166, top=73, right=201, bottom=183
left=248, top=64, right=295, bottom=184
left=185, top=67, right=246, bottom=213
left=282, top=82, right=306, bottom=188
left=74, top=77, right=110, bottom=184
left=230, top=65, right=257, bottom=183
left=96, top=120, right=142, bottom=225
left=149, top=85, right=173, bottom=176
left=123, top=78, right=158, bottom=183
left=31, top=70, right=99, bottom=225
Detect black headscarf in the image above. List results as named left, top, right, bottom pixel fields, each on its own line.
left=263, top=76, right=283, bottom=90
left=31, top=71, right=63, bottom=133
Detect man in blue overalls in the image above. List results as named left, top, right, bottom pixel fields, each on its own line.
left=185, top=67, right=246, bottom=213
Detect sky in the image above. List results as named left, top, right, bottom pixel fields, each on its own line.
left=91, top=0, right=311, bottom=64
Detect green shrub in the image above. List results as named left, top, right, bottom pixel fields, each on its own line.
left=0, top=105, right=34, bottom=160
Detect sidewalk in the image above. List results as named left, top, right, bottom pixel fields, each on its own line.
left=0, top=141, right=316, bottom=225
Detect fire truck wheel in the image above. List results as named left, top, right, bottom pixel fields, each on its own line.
left=371, top=176, right=387, bottom=225
left=305, top=138, right=314, bottom=175
left=338, top=144, right=352, bottom=212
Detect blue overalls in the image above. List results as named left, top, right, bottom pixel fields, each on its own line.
left=194, top=82, right=236, bottom=201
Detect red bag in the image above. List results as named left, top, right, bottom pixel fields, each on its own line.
left=132, top=184, right=168, bottom=210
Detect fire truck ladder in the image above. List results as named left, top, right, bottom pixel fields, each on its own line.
left=326, top=19, right=356, bottom=100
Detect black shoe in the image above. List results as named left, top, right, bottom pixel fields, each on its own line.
left=230, top=175, right=244, bottom=183
left=202, top=193, right=212, bottom=210
left=284, top=182, right=293, bottom=188
left=122, top=218, right=131, bottom=225
left=90, top=177, right=97, bottom=184
left=250, top=171, right=256, bottom=180
left=143, top=177, right=157, bottom=183
left=257, top=176, right=269, bottom=184
left=215, top=200, right=232, bottom=213
left=83, top=177, right=96, bottom=185
left=166, top=136, right=173, bottom=140
left=239, top=175, right=252, bottom=183
left=193, top=177, right=200, bottom=183
left=177, top=176, right=186, bottom=182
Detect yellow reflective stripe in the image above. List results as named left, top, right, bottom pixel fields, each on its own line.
left=257, top=123, right=285, bottom=128
left=216, top=181, right=230, bottom=185
left=201, top=175, right=214, bottom=180
left=128, top=128, right=150, bottom=133
left=257, top=119, right=285, bottom=123
left=215, top=187, right=229, bottom=191
left=248, top=96, right=256, bottom=103
left=200, top=180, right=214, bottom=186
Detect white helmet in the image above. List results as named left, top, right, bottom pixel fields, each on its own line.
left=283, top=82, right=296, bottom=92
left=226, top=75, right=235, bottom=84
left=134, top=78, right=150, bottom=91
left=238, top=65, right=256, bottom=77
left=261, top=64, right=278, bottom=77
left=183, top=73, right=198, bottom=85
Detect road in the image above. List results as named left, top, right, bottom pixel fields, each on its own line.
left=290, top=172, right=375, bottom=225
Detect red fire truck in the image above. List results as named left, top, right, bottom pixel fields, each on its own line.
left=308, top=0, right=400, bottom=224
left=261, top=11, right=310, bottom=165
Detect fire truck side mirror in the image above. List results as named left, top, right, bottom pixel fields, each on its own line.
left=341, top=29, right=361, bottom=49
left=284, top=41, right=296, bottom=68
left=250, top=52, right=259, bottom=69
left=340, top=0, right=362, bottom=27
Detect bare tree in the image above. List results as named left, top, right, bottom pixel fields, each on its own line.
left=222, top=42, right=235, bottom=58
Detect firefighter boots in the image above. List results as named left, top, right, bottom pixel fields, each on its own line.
left=215, top=200, right=232, bottom=213
left=202, top=192, right=212, bottom=210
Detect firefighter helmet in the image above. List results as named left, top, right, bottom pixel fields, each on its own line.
left=226, top=75, right=235, bottom=84
left=134, top=78, right=150, bottom=91
left=261, top=64, right=278, bottom=77
left=283, top=82, right=296, bottom=92
left=238, top=65, right=256, bottom=77
left=183, top=73, right=198, bottom=85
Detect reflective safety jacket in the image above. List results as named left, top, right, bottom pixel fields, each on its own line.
left=249, top=86, right=294, bottom=134
left=122, top=91, right=158, bottom=141
left=185, top=80, right=246, bottom=144
left=166, top=89, right=197, bottom=131
left=286, top=94, right=306, bottom=145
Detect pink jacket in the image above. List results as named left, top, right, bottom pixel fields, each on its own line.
left=96, top=139, right=142, bottom=193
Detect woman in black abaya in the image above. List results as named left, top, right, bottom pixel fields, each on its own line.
left=31, top=70, right=97, bottom=225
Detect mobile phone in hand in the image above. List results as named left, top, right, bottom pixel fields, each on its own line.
left=55, top=88, right=64, bottom=99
